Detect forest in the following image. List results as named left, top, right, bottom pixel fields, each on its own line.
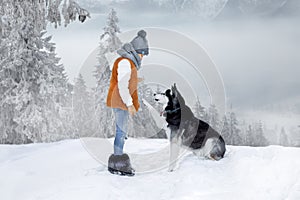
left=0, top=1, right=299, bottom=146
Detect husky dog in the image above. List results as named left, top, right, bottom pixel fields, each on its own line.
left=154, top=84, right=226, bottom=171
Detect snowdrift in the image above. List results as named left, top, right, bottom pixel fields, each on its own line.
left=0, top=138, right=299, bottom=200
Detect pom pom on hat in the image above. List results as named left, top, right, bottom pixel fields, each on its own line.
left=137, top=30, right=147, bottom=38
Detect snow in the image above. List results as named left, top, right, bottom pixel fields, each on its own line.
left=1, top=138, right=300, bottom=200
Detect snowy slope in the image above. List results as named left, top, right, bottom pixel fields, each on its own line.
left=1, top=138, right=300, bottom=200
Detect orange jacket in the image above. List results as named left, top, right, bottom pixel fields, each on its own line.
left=106, top=57, right=140, bottom=111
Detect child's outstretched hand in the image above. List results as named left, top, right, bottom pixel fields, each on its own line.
left=128, top=105, right=137, bottom=116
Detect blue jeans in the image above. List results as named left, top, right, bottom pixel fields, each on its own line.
left=113, top=108, right=129, bottom=155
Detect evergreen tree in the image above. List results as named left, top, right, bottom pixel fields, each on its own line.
left=245, top=124, right=255, bottom=146
left=279, top=127, right=289, bottom=146
left=73, top=74, right=95, bottom=137
left=0, top=0, right=89, bottom=143
left=0, top=1, right=70, bottom=143
left=221, top=111, right=243, bottom=146
left=193, top=96, right=206, bottom=120
left=289, top=126, right=300, bottom=147
left=221, top=115, right=231, bottom=144
left=94, top=9, right=122, bottom=138
left=245, top=121, right=268, bottom=147
left=0, top=2, right=14, bottom=143
left=100, top=8, right=122, bottom=53
left=58, top=82, right=77, bottom=138
left=229, top=111, right=243, bottom=145
left=208, top=104, right=220, bottom=131
left=253, top=121, right=268, bottom=146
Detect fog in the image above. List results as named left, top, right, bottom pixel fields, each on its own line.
left=47, top=2, right=300, bottom=130
left=190, top=18, right=300, bottom=110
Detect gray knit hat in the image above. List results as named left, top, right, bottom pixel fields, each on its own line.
left=130, top=30, right=149, bottom=56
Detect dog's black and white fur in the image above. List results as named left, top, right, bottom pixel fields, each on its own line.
left=154, top=84, right=226, bottom=171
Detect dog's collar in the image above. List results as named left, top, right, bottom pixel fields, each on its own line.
left=165, top=107, right=181, bottom=114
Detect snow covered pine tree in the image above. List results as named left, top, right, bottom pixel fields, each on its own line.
left=0, top=0, right=89, bottom=143
left=73, top=74, right=96, bottom=137
left=94, top=9, right=122, bottom=138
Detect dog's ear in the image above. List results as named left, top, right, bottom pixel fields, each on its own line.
left=171, top=84, right=178, bottom=97
left=165, top=89, right=171, bottom=97
left=173, top=83, right=177, bottom=89
left=171, top=84, right=176, bottom=97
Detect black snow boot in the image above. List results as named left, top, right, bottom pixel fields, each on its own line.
left=108, top=153, right=135, bottom=176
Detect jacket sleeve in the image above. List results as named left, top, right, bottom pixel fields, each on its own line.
left=117, top=59, right=133, bottom=107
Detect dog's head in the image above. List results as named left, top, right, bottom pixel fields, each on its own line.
left=153, top=84, right=185, bottom=117
left=154, top=89, right=170, bottom=117
left=154, top=89, right=170, bottom=105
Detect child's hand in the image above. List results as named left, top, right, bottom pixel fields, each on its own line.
left=128, top=105, right=137, bottom=116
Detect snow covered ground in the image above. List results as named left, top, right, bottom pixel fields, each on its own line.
left=1, top=138, right=300, bottom=200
